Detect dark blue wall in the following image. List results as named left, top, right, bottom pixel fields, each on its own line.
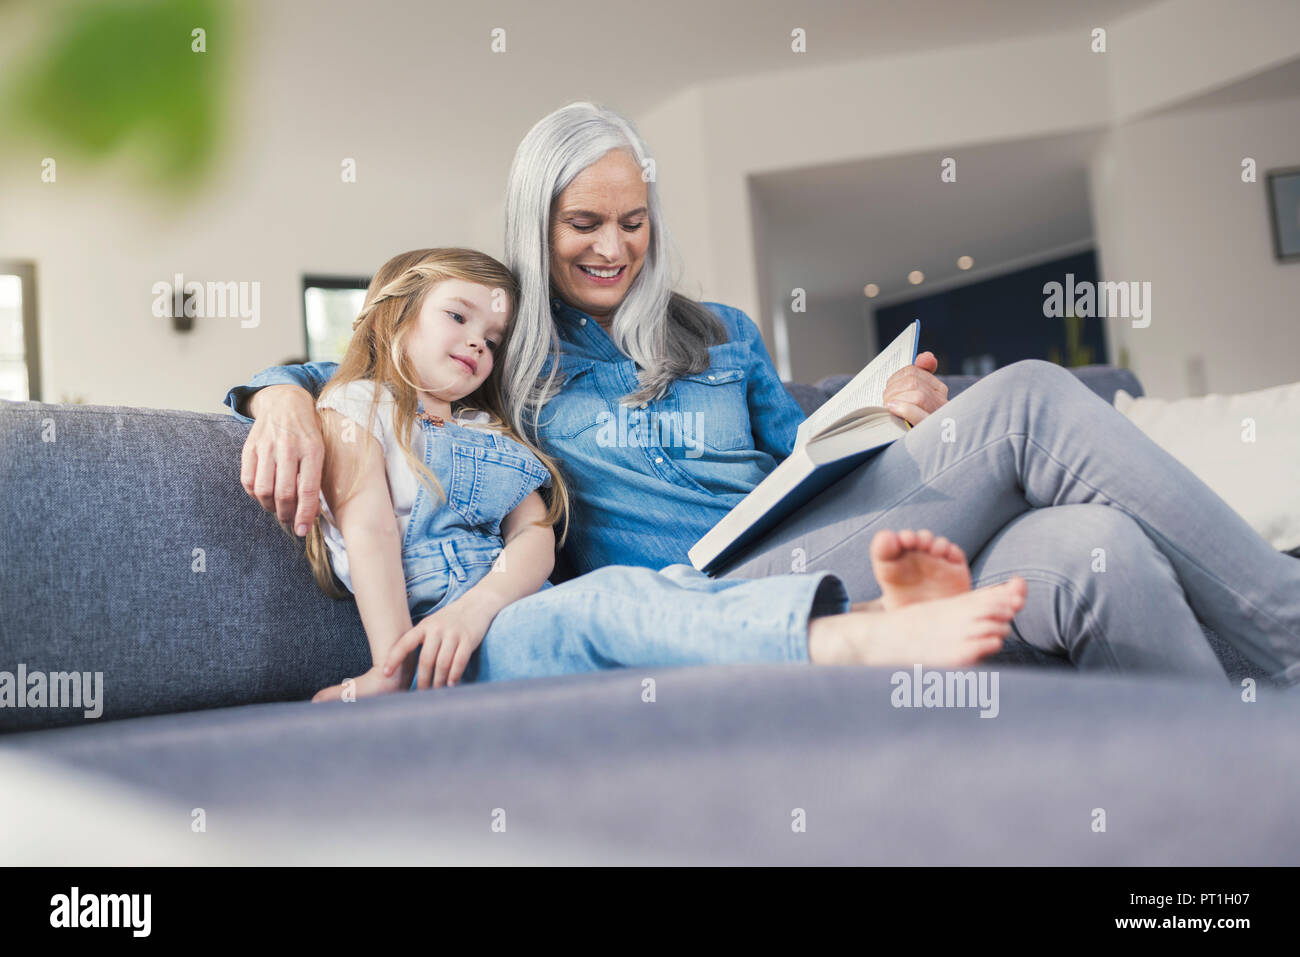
left=874, top=249, right=1107, bottom=375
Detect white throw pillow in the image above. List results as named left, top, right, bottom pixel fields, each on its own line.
left=1113, top=382, right=1300, bottom=552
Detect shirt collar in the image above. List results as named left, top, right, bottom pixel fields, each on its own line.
left=550, top=296, right=622, bottom=361
left=550, top=297, right=587, bottom=325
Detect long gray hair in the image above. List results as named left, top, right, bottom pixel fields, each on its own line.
left=502, top=101, right=726, bottom=439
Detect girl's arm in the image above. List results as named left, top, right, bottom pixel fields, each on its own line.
left=316, top=408, right=417, bottom=691
left=452, top=490, right=555, bottom=623
left=382, top=490, right=556, bottom=690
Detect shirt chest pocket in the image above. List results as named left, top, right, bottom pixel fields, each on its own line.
left=537, top=362, right=609, bottom=440
left=672, top=367, right=751, bottom=452
left=449, top=442, right=550, bottom=532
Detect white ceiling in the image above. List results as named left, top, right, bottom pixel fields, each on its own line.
left=1160, top=55, right=1300, bottom=114
left=486, top=0, right=1157, bottom=116
left=752, top=129, right=1103, bottom=305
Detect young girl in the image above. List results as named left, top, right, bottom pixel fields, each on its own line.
left=304, top=248, right=1027, bottom=700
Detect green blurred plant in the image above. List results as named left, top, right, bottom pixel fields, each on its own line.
left=1047, top=312, right=1095, bottom=368
left=3, top=0, right=231, bottom=189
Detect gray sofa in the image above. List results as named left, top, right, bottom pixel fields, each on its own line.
left=2, top=365, right=1297, bottom=865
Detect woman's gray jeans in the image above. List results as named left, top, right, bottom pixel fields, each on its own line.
left=718, top=360, right=1300, bottom=686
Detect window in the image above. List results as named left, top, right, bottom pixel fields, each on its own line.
left=302, top=275, right=370, bottom=363
left=0, top=262, right=40, bottom=402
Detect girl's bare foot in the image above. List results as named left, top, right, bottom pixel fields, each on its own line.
left=312, top=665, right=411, bottom=702
left=808, top=577, right=1027, bottom=669
left=870, top=528, right=972, bottom=611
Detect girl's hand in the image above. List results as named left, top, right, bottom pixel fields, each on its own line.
left=312, top=664, right=410, bottom=702
left=382, top=595, right=497, bottom=690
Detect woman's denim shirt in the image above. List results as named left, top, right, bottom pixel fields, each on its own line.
left=224, top=301, right=806, bottom=575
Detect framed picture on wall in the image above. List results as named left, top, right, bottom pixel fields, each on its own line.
left=1266, top=166, right=1300, bottom=263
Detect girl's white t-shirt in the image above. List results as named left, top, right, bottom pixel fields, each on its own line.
left=315, top=379, right=495, bottom=593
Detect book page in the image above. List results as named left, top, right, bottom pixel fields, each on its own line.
left=795, top=322, right=918, bottom=447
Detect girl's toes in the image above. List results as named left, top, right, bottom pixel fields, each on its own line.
left=897, top=529, right=917, bottom=550
left=974, top=592, right=1015, bottom=619
left=915, top=529, right=934, bottom=549
left=969, top=637, right=1004, bottom=662
left=932, top=535, right=951, bottom=556
left=965, top=624, right=1008, bottom=644
left=989, top=579, right=1026, bottom=602
left=945, top=542, right=966, bottom=564
left=870, top=529, right=902, bottom=562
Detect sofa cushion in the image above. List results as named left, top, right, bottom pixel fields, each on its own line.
left=1113, top=382, right=1300, bottom=553
left=7, top=662, right=1299, bottom=864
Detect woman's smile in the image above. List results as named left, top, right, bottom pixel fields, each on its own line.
left=576, top=264, right=626, bottom=285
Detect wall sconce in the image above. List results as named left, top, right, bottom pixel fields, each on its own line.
left=169, top=287, right=197, bottom=333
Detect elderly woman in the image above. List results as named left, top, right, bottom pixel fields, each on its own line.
left=225, top=101, right=1300, bottom=685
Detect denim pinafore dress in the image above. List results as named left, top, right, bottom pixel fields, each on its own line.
left=402, top=400, right=553, bottom=622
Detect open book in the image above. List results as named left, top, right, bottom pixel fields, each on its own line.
left=688, top=320, right=920, bottom=574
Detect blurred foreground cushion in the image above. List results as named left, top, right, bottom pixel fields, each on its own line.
left=1113, top=381, right=1300, bottom=552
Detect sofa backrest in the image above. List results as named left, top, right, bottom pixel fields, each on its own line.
left=782, top=364, right=1145, bottom=417
left=0, top=401, right=372, bottom=731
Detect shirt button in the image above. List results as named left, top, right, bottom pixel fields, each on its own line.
left=654, top=456, right=663, bottom=464
left=579, top=317, right=587, bottom=325
left=550, top=298, right=561, bottom=310
left=707, top=375, right=715, bottom=380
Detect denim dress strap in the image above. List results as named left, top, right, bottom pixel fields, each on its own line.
left=401, top=411, right=552, bottom=619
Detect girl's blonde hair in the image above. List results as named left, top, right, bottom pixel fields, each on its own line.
left=301, top=247, right=571, bottom=599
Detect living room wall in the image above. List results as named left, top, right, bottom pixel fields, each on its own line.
left=1089, top=92, right=1300, bottom=399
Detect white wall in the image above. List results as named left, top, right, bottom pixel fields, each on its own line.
left=783, top=293, right=875, bottom=386
left=1089, top=93, right=1300, bottom=398
left=632, top=88, right=713, bottom=304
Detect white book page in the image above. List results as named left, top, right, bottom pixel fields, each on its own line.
left=795, top=322, right=918, bottom=448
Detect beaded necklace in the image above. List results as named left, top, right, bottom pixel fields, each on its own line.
left=415, top=410, right=445, bottom=427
